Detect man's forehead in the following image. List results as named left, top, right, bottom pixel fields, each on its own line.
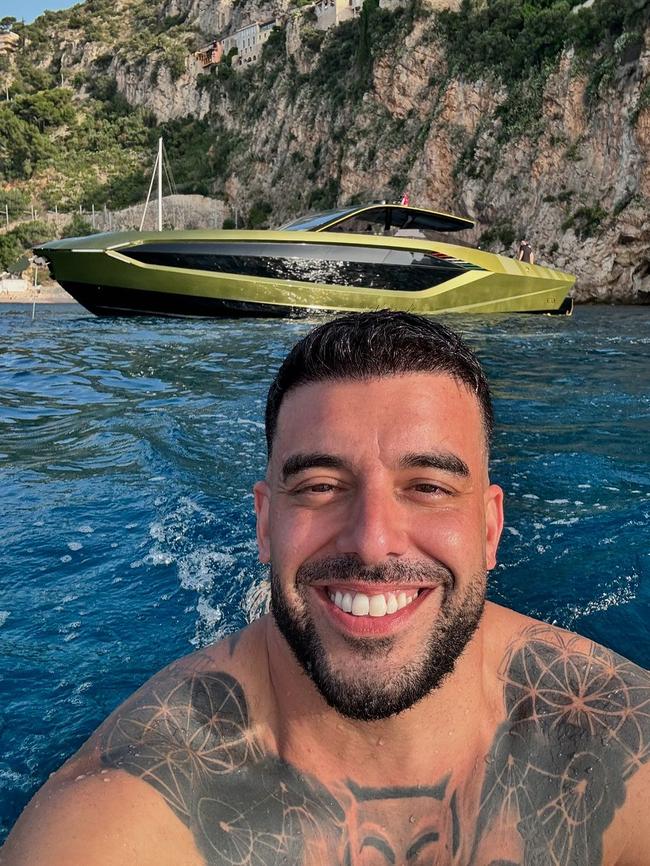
left=272, top=373, right=485, bottom=455
left=278, top=373, right=480, bottom=418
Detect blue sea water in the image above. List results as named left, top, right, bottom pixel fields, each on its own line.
left=0, top=303, right=648, bottom=840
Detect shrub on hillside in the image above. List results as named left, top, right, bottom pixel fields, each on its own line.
left=0, top=188, right=30, bottom=218
left=247, top=200, right=273, bottom=229
left=61, top=213, right=98, bottom=238
left=0, top=108, right=55, bottom=179
left=0, top=221, right=50, bottom=271
left=12, top=220, right=51, bottom=247
left=0, top=234, right=23, bottom=272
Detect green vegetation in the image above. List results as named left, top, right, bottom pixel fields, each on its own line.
left=307, top=178, right=340, bottom=211
left=0, top=220, right=50, bottom=271
left=310, top=3, right=407, bottom=106
left=2, top=0, right=646, bottom=237
left=247, top=200, right=272, bottom=228
left=0, top=41, right=157, bottom=208
left=479, top=221, right=516, bottom=250
left=631, top=80, right=650, bottom=125
left=61, top=212, right=98, bottom=237
left=438, top=0, right=650, bottom=159
left=561, top=204, right=607, bottom=239
left=302, top=26, right=325, bottom=55
left=543, top=189, right=574, bottom=204
left=439, top=0, right=647, bottom=84
left=0, top=0, right=209, bottom=213
left=0, top=105, right=56, bottom=179
left=0, top=188, right=30, bottom=217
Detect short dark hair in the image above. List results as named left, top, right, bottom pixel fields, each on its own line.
left=265, top=310, right=494, bottom=458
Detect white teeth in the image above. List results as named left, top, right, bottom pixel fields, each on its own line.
left=329, top=589, right=419, bottom=617
left=351, top=594, right=370, bottom=616
left=368, top=594, right=387, bottom=617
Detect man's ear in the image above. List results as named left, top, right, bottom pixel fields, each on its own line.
left=253, top=480, right=271, bottom=564
left=484, top=483, right=504, bottom=571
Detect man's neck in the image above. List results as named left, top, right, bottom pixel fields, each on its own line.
left=262, top=615, right=500, bottom=787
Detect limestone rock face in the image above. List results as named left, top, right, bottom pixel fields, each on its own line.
left=112, top=56, right=210, bottom=122
left=16, top=0, right=650, bottom=302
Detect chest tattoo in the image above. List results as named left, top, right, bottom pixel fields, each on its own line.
left=101, top=627, right=650, bottom=865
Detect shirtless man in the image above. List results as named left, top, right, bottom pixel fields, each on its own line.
left=3, top=311, right=649, bottom=866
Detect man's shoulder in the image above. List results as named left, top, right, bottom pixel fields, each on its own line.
left=485, top=602, right=649, bottom=719
left=100, top=621, right=265, bottom=745
left=0, top=768, right=204, bottom=866
left=483, top=603, right=650, bottom=769
left=476, top=605, right=650, bottom=865
left=1, top=623, right=268, bottom=864
left=50, top=620, right=267, bottom=786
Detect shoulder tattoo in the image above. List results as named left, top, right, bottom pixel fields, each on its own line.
left=472, top=625, right=650, bottom=865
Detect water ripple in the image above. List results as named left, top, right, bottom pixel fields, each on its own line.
left=0, top=303, right=649, bottom=841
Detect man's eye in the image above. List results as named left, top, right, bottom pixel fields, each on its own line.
left=295, top=482, right=338, bottom=495
left=412, top=483, right=448, bottom=495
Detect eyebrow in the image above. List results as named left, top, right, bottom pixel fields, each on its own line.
left=281, top=452, right=350, bottom=481
left=280, top=450, right=470, bottom=481
left=399, top=451, right=470, bottom=477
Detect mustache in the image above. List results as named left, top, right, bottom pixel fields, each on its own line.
left=295, top=555, right=454, bottom=588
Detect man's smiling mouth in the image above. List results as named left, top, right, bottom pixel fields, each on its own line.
left=327, top=588, right=421, bottom=617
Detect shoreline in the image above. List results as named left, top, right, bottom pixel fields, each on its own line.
left=0, top=284, right=77, bottom=305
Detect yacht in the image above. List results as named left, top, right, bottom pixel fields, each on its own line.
left=35, top=203, right=574, bottom=317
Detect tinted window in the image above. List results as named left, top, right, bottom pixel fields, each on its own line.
left=279, top=208, right=359, bottom=231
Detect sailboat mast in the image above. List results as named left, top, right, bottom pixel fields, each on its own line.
left=157, top=137, right=163, bottom=232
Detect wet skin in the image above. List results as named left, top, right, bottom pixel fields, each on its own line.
left=91, top=626, right=649, bottom=866
left=2, top=374, right=649, bottom=865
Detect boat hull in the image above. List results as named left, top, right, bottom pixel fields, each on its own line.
left=58, top=279, right=573, bottom=318
left=37, top=229, right=576, bottom=318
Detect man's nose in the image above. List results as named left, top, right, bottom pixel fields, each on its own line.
left=334, top=484, right=408, bottom=564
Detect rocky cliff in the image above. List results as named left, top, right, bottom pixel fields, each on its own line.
left=2, top=0, right=649, bottom=302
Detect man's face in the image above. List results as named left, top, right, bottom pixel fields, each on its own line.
left=254, top=374, right=503, bottom=720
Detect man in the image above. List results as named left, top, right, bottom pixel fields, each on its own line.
left=3, top=311, right=649, bottom=865
left=517, top=239, right=534, bottom=264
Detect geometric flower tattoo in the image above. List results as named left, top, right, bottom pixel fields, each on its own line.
left=473, top=626, right=650, bottom=866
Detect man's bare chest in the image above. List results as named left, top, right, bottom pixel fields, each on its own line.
left=99, top=627, right=649, bottom=865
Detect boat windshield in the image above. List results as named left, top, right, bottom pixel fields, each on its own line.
left=320, top=207, right=473, bottom=243
left=278, top=208, right=359, bottom=231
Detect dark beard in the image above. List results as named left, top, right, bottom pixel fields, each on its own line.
left=270, top=556, right=486, bottom=721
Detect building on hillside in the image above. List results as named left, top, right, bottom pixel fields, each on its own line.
left=224, top=18, right=278, bottom=66
left=0, top=31, right=20, bottom=54
left=312, top=0, right=406, bottom=31
left=196, top=40, right=224, bottom=69
left=196, top=19, right=279, bottom=70
left=314, top=0, right=363, bottom=31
